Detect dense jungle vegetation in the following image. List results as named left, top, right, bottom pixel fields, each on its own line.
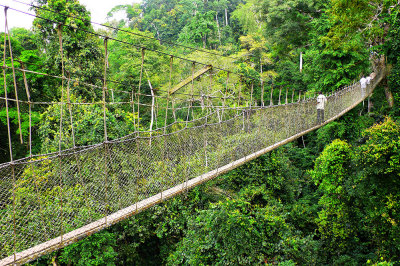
left=1, top=0, right=400, bottom=264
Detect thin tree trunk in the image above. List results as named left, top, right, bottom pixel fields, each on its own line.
left=384, top=81, right=394, bottom=108
left=216, top=12, right=221, bottom=45
left=384, top=86, right=394, bottom=107
left=225, top=8, right=228, bottom=26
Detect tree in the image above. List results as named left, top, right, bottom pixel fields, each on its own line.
left=310, top=139, right=362, bottom=257
left=260, top=0, right=327, bottom=55
left=32, top=0, right=103, bottom=100
left=178, top=11, right=218, bottom=49
left=356, top=117, right=400, bottom=261
left=168, top=197, right=291, bottom=265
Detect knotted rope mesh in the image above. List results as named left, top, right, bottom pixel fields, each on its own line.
left=0, top=8, right=386, bottom=264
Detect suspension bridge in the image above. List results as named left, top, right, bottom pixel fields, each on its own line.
left=0, top=4, right=387, bottom=265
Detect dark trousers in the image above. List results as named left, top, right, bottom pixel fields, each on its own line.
left=317, top=109, right=324, bottom=124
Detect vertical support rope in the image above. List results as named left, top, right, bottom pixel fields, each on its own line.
left=65, top=72, right=76, bottom=148
left=164, top=56, right=173, bottom=133
left=260, top=62, right=264, bottom=107
left=237, top=78, right=242, bottom=111
left=184, top=62, right=196, bottom=193
left=103, top=38, right=109, bottom=142
left=148, top=77, right=155, bottom=145
left=131, top=89, right=137, bottom=132
left=5, top=7, right=23, bottom=144
left=137, top=48, right=145, bottom=131
left=57, top=23, right=65, bottom=244
left=209, top=69, right=213, bottom=115
left=250, top=82, right=254, bottom=109
left=2, top=14, right=12, bottom=162
left=186, top=62, right=195, bottom=127
left=65, top=70, right=86, bottom=220
left=160, top=56, right=174, bottom=201
left=102, top=37, right=109, bottom=225
left=222, top=71, right=229, bottom=120
left=21, top=62, right=32, bottom=157
left=3, top=8, right=16, bottom=262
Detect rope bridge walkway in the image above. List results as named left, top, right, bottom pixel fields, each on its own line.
left=0, top=5, right=386, bottom=265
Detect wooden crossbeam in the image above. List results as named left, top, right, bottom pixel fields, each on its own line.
left=169, top=65, right=212, bottom=95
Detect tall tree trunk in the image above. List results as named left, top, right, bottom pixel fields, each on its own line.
left=384, top=81, right=394, bottom=108
left=225, top=8, right=228, bottom=26
left=216, top=12, right=221, bottom=46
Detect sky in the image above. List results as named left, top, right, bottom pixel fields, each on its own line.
left=0, top=0, right=141, bottom=31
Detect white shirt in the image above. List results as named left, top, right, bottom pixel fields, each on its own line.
left=317, top=94, right=327, bottom=110
left=360, top=77, right=367, bottom=89
left=366, top=76, right=371, bottom=84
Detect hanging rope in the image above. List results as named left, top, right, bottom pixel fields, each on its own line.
left=20, top=62, right=32, bottom=157
left=137, top=48, right=145, bottom=131
left=102, top=37, right=110, bottom=225
left=5, top=7, right=23, bottom=144
left=185, top=62, right=196, bottom=127
left=2, top=8, right=13, bottom=162
left=3, top=7, right=17, bottom=263
left=57, top=23, right=65, bottom=244
left=220, top=71, right=230, bottom=120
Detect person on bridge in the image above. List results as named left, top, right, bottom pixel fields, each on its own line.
left=360, top=76, right=367, bottom=97
left=317, top=91, right=327, bottom=124
left=366, top=75, right=372, bottom=85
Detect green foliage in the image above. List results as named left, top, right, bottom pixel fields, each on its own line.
left=33, top=0, right=103, bottom=99
left=355, top=118, right=400, bottom=260
left=168, top=197, right=290, bottom=265
left=309, top=118, right=400, bottom=262
left=260, top=0, right=327, bottom=55
left=222, top=150, right=296, bottom=202
left=384, top=4, right=400, bottom=117
left=38, top=95, right=136, bottom=152
left=178, top=11, right=218, bottom=48
left=323, top=0, right=398, bottom=51
left=59, top=231, right=118, bottom=265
